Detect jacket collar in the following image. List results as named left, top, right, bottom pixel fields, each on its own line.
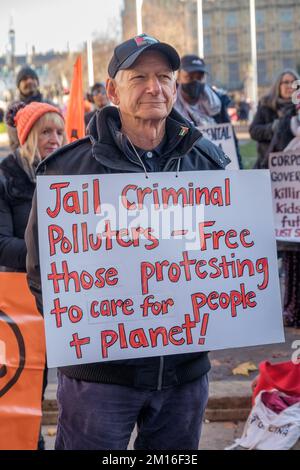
left=18, top=90, right=43, bottom=104
left=87, top=106, right=202, bottom=171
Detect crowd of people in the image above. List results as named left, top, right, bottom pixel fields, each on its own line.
left=0, top=33, right=299, bottom=450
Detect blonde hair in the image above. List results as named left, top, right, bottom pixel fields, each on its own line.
left=20, top=112, right=67, bottom=164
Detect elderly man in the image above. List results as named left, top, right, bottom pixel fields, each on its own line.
left=25, top=34, right=229, bottom=450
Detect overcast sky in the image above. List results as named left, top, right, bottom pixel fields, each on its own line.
left=0, top=0, right=124, bottom=56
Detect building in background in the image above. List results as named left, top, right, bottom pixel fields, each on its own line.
left=0, top=16, right=116, bottom=106
left=6, top=16, right=16, bottom=72
left=0, top=18, right=69, bottom=105
left=122, top=0, right=300, bottom=98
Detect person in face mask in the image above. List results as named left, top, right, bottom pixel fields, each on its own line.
left=175, top=54, right=243, bottom=168
left=175, top=54, right=222, bottom=126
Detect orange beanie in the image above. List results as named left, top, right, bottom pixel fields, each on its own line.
left=14, top=102, right=64, bottom=145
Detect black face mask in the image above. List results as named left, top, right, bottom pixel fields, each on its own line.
left=181, top=81, right=205, bottom=101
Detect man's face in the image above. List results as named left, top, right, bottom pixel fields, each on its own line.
left=177, top=69, right=206, bottom=84
left=107, top=50, right=177, bottom=121
left=19, top=75, right=39, bottom=97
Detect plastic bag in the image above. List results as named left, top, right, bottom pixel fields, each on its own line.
left=226, top=390, right=300, bottom=450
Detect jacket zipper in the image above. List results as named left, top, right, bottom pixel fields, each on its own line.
left=162, top=139, right=201, bottom=172
left=157, top=356, right=164, bottom=390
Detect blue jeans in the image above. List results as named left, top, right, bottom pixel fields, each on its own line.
left=55, top=371, right=209, bottom=450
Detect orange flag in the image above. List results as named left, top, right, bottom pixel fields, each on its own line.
left=65, top=55, right=85, bottom=143
left=0, top=273, right=46, bottom=450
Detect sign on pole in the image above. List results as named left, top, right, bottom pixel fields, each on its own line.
left=37, top=171, right=284, bottom=368
left=269, top=151, right=300, bottom=242
left=199, top=123, right=240, bottom=169
left=136, top=0, right=143, bottom=35
left=86, top=38, right=94, bottom=88
left=249, top=0, right=258, bottom=110
left=197, top=0, right=204, bottom=58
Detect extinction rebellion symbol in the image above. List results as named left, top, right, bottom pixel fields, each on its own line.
left=0, top=310, right=25, bottom=397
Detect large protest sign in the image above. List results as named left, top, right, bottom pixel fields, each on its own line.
left=269, top=151, right=300, bottom=242
left=0, top=273, right=45, bottom=450
left=37, top=171, right=284, bottom=368
left=198, top=123, right=239, bottom=169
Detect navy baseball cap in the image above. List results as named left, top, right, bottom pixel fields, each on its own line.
left=180, top=55, right=207, bottom=73
left=108, top=34, right=180, bottom=78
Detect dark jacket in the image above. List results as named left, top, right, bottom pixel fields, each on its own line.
left=25, top=105, right=230, bottom=391
left=85, top=106, right=110, bottom=130
left=0, top=152, right=35, bottom=271
left=249, top=102, right=278, bottom=168
left=249, top=100, right=295, bottom=169
left=84, top=109, right=97, bottom=128
left=269, top=106, right=296, bottom=153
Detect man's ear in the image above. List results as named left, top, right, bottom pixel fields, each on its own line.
left=106, top=78, right=120, bottom=106
left=172, top=80, right=177, bottom=105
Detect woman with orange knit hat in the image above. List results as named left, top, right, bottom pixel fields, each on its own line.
left=0, top=101, right=66, bottom=271
left=0, top=101, right=66, bottom=450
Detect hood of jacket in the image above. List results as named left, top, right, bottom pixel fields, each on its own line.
left=87, top=105, right=204, bottom=162
left=38, top=105, right=230, bottom=177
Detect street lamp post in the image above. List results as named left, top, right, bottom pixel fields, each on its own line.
left=136, top=0, right=143, bottom=35
left=197, top=0, right=204, bottom=58
left=86, top=38, right=94, bottom=88
left=249, top=0, right=258, bottom=110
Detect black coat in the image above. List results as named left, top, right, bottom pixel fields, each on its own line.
left=84, top=109, right=97, bottom=128
left=249, top=101, right=295, bottom=169
left=269, top=106, right=296, bottom=153
left=249, top=102, right=278, bottom=168
left=25, top=105, right=230, bottom=391
left=0, top=152, right=35, bottom=271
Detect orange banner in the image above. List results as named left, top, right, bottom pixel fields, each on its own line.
left=0, top=273, right=45, bottom=450
left=65, top=55, right=85, bottom=143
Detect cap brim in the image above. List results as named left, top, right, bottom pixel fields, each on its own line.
left=181, top=65, right=207, bottom=73
left=119, top=42, right=180, bottom=73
